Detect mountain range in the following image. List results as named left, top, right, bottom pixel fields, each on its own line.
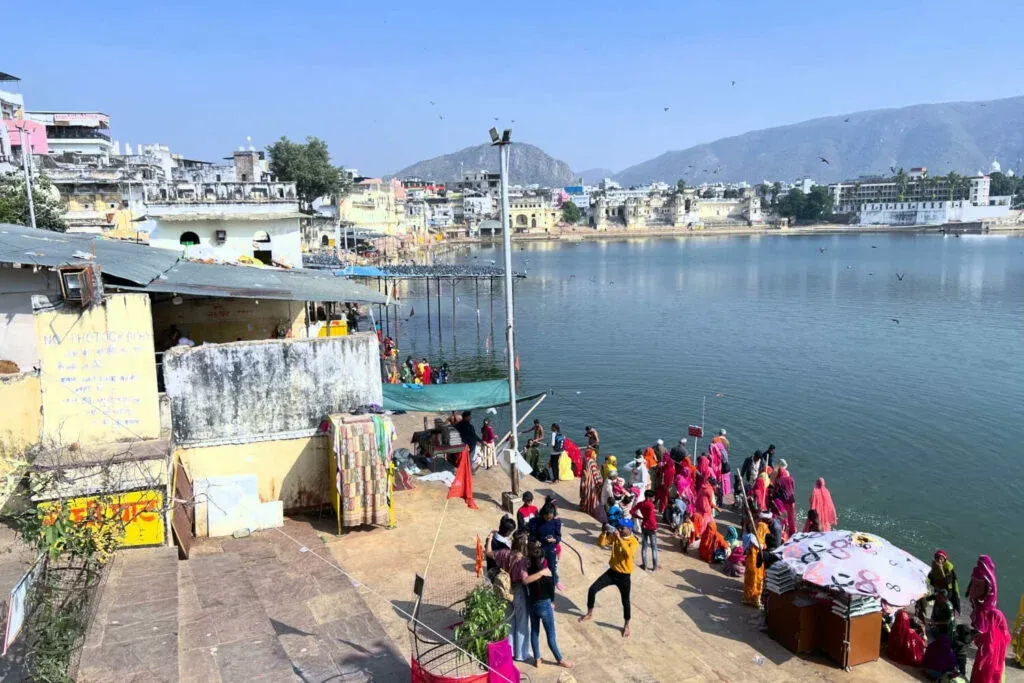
left=393, top=95, right=1024, bottom=187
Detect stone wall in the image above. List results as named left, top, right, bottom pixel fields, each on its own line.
left=162, top=334, right=381, bottom=445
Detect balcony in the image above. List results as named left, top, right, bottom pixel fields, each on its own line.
left=145, top=181, right=298, bottom=205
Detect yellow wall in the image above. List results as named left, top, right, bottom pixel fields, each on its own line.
left=0, top=372, right=41, bottom=454
left=152, top=297, right=306, bottom=344
left=176, top=434, right=330, bottom=513
left=35, top=293, right=161, bottom=446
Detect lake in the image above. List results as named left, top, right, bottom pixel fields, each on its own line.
left=390, top=232, right=1024, bottom=613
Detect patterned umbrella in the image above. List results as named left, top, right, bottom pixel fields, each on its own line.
left=770, top=530, right=930, bottom=607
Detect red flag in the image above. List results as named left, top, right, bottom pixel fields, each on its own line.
left=475, top=535, right=484, bottom=577
left=688, top=425, right=704, bottom=438
left=447, top=447, right=478, bottom=509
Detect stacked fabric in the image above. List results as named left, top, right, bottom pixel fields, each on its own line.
left=831, top=595, right=881, bottom=617
left=765, top=563, right=797, bottom=594
left=333, top=414, right=395, bottom=528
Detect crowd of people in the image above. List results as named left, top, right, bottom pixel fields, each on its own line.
left=470, top=422, right=1022, bottom=679
left=384, top=354, right=452, bottom=385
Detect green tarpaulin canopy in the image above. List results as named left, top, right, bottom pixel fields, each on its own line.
left=381, top=380, right=543, bottom=412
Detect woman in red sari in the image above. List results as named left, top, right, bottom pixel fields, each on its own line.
left=751, top=471, right=769, bottom=512
left=887, top=610, right=926, bottom=666
left=773, top=465, right=797, bottom=537
left=655, top=454, right=676, bottom=514
left=692, top=480, right=717, bottom=537
left=804, top=478, right=837, bottom=531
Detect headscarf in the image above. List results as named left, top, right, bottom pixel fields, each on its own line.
left=752, top=471, right=769, bottom=510
left=659, top=454, right=676, bottom=489
left=724, top=525, right=739, bottom=546
left=697, top=455, right=712, bottom=486
left=806, top=478, right=837, bottom=531
left=970, top=555, right=1000, bottom=629
left=601, top=455, right=618, bottom=480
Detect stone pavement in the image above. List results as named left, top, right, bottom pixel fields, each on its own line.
left=177, top=518, right=408, bottom=682
left=79, top=546, right=180, bottom=682
left=325, top=464, right=1024, bottom=683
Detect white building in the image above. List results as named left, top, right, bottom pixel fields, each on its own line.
left=25, top=111, right=113, bottom=160
left=830, top=173, right=1012, bottom=226
left=143, top=180, right=303, bottom=267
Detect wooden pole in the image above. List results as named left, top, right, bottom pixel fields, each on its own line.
left=436, top=276, right=442, bottom=342
left=426, top=276, right=432, bottom=341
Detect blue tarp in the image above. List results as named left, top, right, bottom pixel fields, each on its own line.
left=381, top=380, right=543, bottom=412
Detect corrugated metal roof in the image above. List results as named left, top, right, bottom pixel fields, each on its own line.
left=0, top=223, right=180, bottom=284
left=126, top=260, right=391, bottom=304
left=0, top=223, right=390, bottom=304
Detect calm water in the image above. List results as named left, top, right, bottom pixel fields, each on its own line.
left=392, top=233, right=1024, bottom=613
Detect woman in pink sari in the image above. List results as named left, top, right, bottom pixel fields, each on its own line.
left=696, top=454, right=713, bottom=490
left=674, top=468, right=694, bottom=509
left=709, top=441, right=732, bottom=499
left=968, top=555, right=1012, bottom=683
left=804, top=478, right=837, bottom=532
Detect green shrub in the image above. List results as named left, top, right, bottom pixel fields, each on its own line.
left=453, top=586, right=511, bottom=666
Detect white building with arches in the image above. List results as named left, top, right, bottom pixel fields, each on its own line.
left=142, top=180, right=304, bottom=268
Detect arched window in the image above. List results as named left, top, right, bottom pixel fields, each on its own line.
left=321, top=234, right=330, bottom=246
left=515, top=215, right=528, bottom=226
left=531, top=218, right=537, bottom=228
left=180, top=231, right=200, bottom=246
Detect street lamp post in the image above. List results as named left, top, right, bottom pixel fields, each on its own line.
left=490, top=128, right=519, bottom=497
left=17, top=125, right=36, bottom=229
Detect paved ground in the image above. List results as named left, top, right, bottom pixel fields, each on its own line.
left=325, top=459, right=1024, bottom=683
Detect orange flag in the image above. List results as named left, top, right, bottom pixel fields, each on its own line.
left=475, top=535, right=484, bottom=577
left=447, top=446, right=479, bottom=509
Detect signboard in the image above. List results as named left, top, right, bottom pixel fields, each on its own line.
left=52, top=112, right=109, bottom=126
left=39, top=490, right=166, bottom=547
left=3, top=554, right=43, bottom=656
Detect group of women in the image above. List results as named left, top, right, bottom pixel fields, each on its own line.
left=887, top=552, right=1018, bottom=683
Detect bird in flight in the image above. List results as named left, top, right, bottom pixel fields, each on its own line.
left=890, top=318, right=900, bottom=324
left=844, top=117, right=851, bottom=123
left=819, top=247, right=827, bottom=253
left=439, top=115, right=444, bottom=120
left=664, top=107, right=670, bottom=112
left=730, top=80, right=736, bottom=86
left=511, top=119, right=516, bottom=123
left=713, top=168, right=720, bottom=174
left=890, top=166, right=898, bottom=174
left=895, top=272, right=905, bottom=281
left=429, top=101, right=435, bottom=105
left=819, top=156, right=830, bottom=165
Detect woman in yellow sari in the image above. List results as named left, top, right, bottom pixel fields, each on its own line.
left=1013, top=595, right=1024, bottom=667
left=743, top=515, right=770, bottom=608
left=601, top=455, right=618, bottom=481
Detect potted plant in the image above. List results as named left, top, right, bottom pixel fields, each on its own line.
left=453, top=585, right=512, bottom=668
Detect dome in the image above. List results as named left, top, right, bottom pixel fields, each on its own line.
left=990, top=159, right=1001, bottom=173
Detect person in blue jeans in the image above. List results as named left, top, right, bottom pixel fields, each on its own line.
left=524, top=542, right=573, bottom=669
left=530, top=503, right=564, bottom=590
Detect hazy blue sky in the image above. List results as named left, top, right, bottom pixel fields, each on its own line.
left=8, top=0, right=1024, bottom=175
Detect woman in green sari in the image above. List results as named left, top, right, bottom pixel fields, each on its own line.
left=928, top=550, right=961, bottom=614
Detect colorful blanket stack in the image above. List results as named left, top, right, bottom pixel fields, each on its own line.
left=332, top=414, right=395, bottom=528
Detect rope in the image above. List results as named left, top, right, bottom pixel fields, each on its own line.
left=272, top=526, right=516, bottom=683
left=421, top=497, right=451, bottom=582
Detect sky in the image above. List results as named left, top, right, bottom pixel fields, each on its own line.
left=7, top=0, right=1024, bottom=176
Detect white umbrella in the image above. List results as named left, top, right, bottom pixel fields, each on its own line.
left=770, top=530, right=929, bottom=607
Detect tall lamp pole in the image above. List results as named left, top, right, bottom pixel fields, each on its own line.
left=17, top=125, right=36, bottom=229
left=490, top=128, right=519, bottom=496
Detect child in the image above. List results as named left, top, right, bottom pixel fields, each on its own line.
left=678, top=511, right=695, bottom=554
left=517, top=491, right=538, bottom=532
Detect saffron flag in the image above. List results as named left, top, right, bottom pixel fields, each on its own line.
left=688, top=425, right=704, bottom=438
left=475, top=535, right=484, bottom=577
left=447, top=446, right=478, bottom=509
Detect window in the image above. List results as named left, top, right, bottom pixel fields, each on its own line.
left=180, top=231, right=200, bottom=246
left=321, top=234, right=330, bottom=246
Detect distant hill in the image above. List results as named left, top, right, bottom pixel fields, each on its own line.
left=576, top=168, right=616, bottom=185
left=615, top=95, right=1024, bottom=186
left=394, top=142, right=577, bottom=187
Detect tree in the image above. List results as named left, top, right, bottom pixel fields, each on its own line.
left=0, top=173, right=68, bottom=231
left=894, top=168, right=908, bottom=201
left=267, top=136, right=349, bottom=213
left=722, top=188, right=741, bottom=199
left=801, top=185, right=833, bottom=221
left=945, top=171, right=961, bottom=201
left=561, top=200, right=581, bottom=224
left=771, top=182, right=783, bottom=209
left=988, top=171, right=1014, bottom=197
left=676, top=179, right=687, bottom=192
left=775, top=188, right=804, bottom=219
